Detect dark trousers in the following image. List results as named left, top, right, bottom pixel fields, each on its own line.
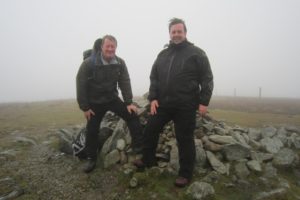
left=142, top=106, right=196, bottom=180
left=86, top=98, right=142, bottom=160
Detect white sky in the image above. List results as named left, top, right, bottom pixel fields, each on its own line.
left=1, top=0, right=300, bottom=102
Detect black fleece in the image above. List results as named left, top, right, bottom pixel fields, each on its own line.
left=76, top=52, right=133, bottom=111
left=148, top=40, right=214, bottom=109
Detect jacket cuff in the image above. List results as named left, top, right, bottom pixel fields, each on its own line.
left=124, top=100, right=133, bottom=105
left=80, top=105, right=90, bottom=112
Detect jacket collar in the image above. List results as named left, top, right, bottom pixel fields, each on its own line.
left=100, top=53, right=118, bottom=65
left=168, top=39, right=192, bottom=50
left=93, top=52, right=119, bottom=66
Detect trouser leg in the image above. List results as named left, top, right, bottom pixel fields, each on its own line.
left=108, top=98, right=143, bottom=149
left=173, top=109, right=196, bottom=180
left=142, top=107, right=171, bottom=166
left=85, top=105, right=106, bottom=160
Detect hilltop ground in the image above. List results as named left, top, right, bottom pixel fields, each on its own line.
left=0, top=96, right=300, bottom=199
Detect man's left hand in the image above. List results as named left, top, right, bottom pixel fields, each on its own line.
left=127, top=104, right=138, bottom=114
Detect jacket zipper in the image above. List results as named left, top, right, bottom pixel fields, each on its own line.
left=165, top=53, right=176, bottom=102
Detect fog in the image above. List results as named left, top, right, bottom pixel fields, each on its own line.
left=1, top=0, right=300, bottom=103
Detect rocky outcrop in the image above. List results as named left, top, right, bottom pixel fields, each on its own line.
left=53, top=96, right=300, bottom=199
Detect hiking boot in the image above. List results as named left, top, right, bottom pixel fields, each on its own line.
left=82, top=159, right=96, bottom=173
left=174, top=177, right=189, bottom=187
left=132, top=159, right=146, bottom=170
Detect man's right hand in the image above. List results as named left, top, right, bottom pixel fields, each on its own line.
left=150, top=100, right=159, bottom=115
left=84, top=109, right=95, bottom=120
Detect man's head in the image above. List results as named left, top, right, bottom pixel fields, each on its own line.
left=168, top=18, right=187, bottom=44
left=101, top=35, right=118, bottom=62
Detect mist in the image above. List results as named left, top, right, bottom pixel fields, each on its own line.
left=1, top=0, right=300, bottom=103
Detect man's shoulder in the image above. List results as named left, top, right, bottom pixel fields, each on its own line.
left=157, top=46, right=170, bottom=57
left=189, top=45, right=207, bottom=57
left=82, top=56, right=94, bottom=66
left=115, top=56, right=126, bottom=65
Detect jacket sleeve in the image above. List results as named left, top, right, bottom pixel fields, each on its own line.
left=197, top=54, right=214, bottom=106
left=118, top=60, right=133, bottom=105
left=148, top=59, right=159, bottom=101
left=76, top=61, right=90, bottom=111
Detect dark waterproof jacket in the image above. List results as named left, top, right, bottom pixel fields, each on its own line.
left=76, top=52, right=133, bottom=111
left=148, top=40, right=214, bottom=109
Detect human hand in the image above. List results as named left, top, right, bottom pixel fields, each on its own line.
left=84, top=109, right=95, bottom=120
left=150, top=100, right=159, bottom=115
left=127, top=104, right=138, bottom=114
left=198, top=104, right=207, bottom=116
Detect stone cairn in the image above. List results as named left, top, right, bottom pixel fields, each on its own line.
left=56, top=95, right=300, bottom=200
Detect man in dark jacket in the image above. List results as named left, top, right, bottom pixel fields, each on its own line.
left=76, top=35, right=143, bottom=173
left=134, top=18, right=214, bottom=187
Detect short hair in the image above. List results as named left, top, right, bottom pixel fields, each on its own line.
left=168, top=18, right=187, bottom=33
left=101, top=35, right=118, bottom=47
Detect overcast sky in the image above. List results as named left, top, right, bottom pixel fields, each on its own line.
left=1, top=0, right=300, bottom=103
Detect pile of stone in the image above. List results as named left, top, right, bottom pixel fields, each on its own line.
left=56, top=96, right=300, bottom=200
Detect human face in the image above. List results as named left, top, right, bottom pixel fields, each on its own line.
left=101, top=38, right=117, bottom=62
left=169, top=23, right=186, bottom=44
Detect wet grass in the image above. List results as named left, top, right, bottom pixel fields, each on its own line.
left=0, top=99, right=84, bottom=133
left=210, top=109, right=300, bottom=128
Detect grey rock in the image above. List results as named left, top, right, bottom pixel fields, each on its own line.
left=241, top=132, right=250, bottom=144
left=260, top=137, right=283, bottom=154
left=202, top=122, right=215, bottom=132
left=263, top=163, right=277, bottom=178
left=195, top=139, right=207, bottom=167
left=103, top=149, right=120, bottom=168
left=273, top=148, right=297, bottom=167
left=129, top=177, right=138, bottom=188
left=186, top=181, right=215, bottom=200
left=202, top=136, right=223, bottom=152
left=201, top=171, right=221, bottom=184
left=234, top=162, right=250, bottom=179
left=250, top=151, right=273, bottom=163
left=261, top=126, right=277, bottom=138
left=285, top=126, right=300, bottom=134
left=119, top=151, right=128, bottom=165
left=208, top=135, right=237, bottom=145
left=101, top=119, right=127, bottom=155
left=206, top=151, right=227, bottom=174
left=116, top=139, right=126, bottom=151
left=155, top=153, right=170, bottom=162
left=276, top=127, right=288, bottom=145
left=253, top=188, right=287, bottom=200
left=246, top=160, right=262, bottom=172
left=248, top=128, right=261, bottom=141
left=249, top=139, right=262, bottom=149
left=286, top=133, right=300, bottom=149
left=232, top=132, right=250, bottom=147
left=278, top=177, right=290, bottom=189
left=14, top=136, right=37, bottom=146
left=213, top=126, right=227, bottom=135
left=232, top=126, right=247, bottom=133
left=222, top=143, right=250, bottom=161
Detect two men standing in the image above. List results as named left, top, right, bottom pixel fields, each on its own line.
left=76, top=18, right=214, bottom=187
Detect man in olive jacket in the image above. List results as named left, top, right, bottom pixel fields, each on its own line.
left=134, top=18, right=214, bottom=187
left=77, top=35, right=143, bottom=173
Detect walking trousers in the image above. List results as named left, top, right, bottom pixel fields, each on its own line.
left=142, top=106, right=196, bottom=180
left=85, top=98, right=143, bottom=160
